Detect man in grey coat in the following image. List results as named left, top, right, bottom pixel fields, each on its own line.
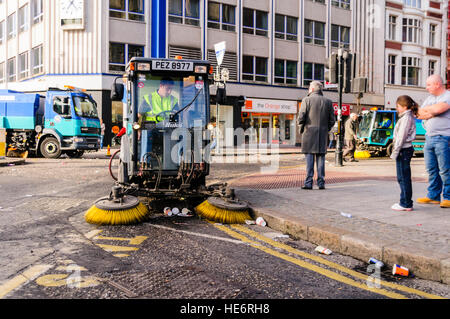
left=298, top=81, right=335, bottom=190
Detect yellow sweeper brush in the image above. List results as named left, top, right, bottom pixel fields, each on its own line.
left=85, top=186, right=149, bottom=225
left=195, top=196, right=251, bottom=224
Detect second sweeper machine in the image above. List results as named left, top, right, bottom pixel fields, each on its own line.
left=85, top=57, right=251, bottom=225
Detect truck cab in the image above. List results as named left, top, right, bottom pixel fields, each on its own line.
left=357, top=109, right=425, bottom=157
left=41, top=88, right=101, bottom=158
left=111, top=57, right=212, bottom=196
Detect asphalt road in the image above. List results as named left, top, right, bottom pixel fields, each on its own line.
left=0, top=151, right=449, bottom=306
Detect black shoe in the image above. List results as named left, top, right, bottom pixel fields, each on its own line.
left=301, top=185, right=312, bottom=190
left=350, top=159, right=359, bottom=162
left=318, top=185, right=325, bottom=190
left=343, top=158, right=348, bottom=162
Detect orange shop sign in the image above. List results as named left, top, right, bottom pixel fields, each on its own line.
left=243, top=98, right=297, bottom=114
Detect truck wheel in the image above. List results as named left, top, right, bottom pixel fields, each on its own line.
left=386, top=143, right=394, bottom=157
left=40, top=137, right=62, bottom=159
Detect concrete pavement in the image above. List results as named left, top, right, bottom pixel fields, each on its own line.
left=0, top=157, right=25, bottom=167
left=229, top=153, right=450, bottom=284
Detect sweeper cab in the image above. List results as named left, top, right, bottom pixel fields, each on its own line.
left=85, top=57, right=250, bottom=225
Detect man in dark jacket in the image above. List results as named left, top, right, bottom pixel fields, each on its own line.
left=298, top=81, right=335, bottom=190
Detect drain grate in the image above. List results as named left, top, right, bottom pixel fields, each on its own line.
left=230, top=170, right=426, bottom=190
left=104, top=267, right=240, bottom=299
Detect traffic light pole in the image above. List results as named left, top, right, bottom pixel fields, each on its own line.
left=335, top=49, right=344, bottom=167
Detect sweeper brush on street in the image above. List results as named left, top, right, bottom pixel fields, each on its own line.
left=85, top=57, right=251, bottom=225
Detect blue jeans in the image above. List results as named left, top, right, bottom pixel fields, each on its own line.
left=424, top=135, right=450, bottom=201
left=305, top=153, right=325, bottom=188
left=396, top=147, right=414, bottom=208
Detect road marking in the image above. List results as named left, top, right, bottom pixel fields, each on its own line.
left=148, top=223, right=248, bottom=245
left=94, top=235, right=148, bottom=245
left=0, top=264, right=52, bottom=299
left=231, top=225, right=445, bottom=299
left=96, top=244, right=139, bottom=252
left=212, top=223, right=408, bottom=299
left=84, top=229, right=103, bottom=239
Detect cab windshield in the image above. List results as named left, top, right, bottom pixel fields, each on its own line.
left=358, top=112, right=374, bottom=138
left=135, top=73, right=208, bottom=128
left=73, top=95, right=99, bottom=118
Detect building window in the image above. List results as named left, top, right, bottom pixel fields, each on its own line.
left=402, top=18, right=421, bottom=44
left=32, top=45, right=43, bottom=75
left=388, top=55, right=396, bottom=84
left=429, top=24, right=437, bottom=47
left=403, top=0, right=421, bottom=9
left=0, top=62, right=5, bottom=84
left=18, top=51, right=30, bottom=80
left=428, top=60, right=436, bottom=76
left=311, top=0, right=325, bottom=4
left=304, top=20, right=325, bottom=46
left=169, top=0, right=200, bottom=26
left=19, top=5, right=29, bottom=33
left=401, top=57, right=421, bottom=86
left=109, top=0, right=145, bottom=22
left=109, top=42, right=144, bottom=72
left=7, top=58, right=16, bottom=82
left=275, top=14, right=298, bottom=41
left=331, top=24, right=350, bottom=48
left=243, top=8, right=268, bottom=37
left=7, top=13, right=16, bottom=40
left=242, top=55, right=268, bottom=82
left=304, top=62, right=324, bottom=87
left=32, top=0, right=43, bottom=25
left=331, top=0, right=350, bottom=10
left=388, top=15, right=397, bottom=41
left=0, top=20, right=4, bottom=45
left=274, top=59, right=297, bottom=85
left=208, top=1, right=235, bottom=32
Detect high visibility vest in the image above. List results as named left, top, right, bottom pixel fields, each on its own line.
left=143, top=91, right=177, bottom=122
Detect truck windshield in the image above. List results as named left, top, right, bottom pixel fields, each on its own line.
left=135, top=73, right=208, bottom=128
left=358, top=112, right=374, bottom=138
left=73, top=95, right=99, bottom=118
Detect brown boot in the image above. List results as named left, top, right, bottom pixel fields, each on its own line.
left=441, top=200, right=450, bottom=208
left=416, top=197, right=440, bottom=205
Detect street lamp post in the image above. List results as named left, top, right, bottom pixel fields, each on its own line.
left=335, top=49, right=344, bottom=167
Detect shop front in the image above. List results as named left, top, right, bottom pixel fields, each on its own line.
left=241, top=98, right=298, bottom=146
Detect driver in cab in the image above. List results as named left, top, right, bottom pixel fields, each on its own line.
left=138, top=77, right=179, bottom=124
left=138, top=77, right=179, bottom=164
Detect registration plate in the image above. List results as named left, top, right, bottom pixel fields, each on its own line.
left=88, top=144, right=95, bottom=148
left=152, top=60, right=194, bottom=71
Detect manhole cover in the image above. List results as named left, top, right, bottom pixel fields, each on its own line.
left=104, top=267, right=240, bottom=299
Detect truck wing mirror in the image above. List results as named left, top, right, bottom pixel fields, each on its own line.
left=111, top=82, right=124, bottom=101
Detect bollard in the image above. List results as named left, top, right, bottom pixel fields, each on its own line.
left=106, top=145, right=111, bottom=157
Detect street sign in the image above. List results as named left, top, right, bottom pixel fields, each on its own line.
left=325, top=81, right=338, bottom=89
left=214, top=41, right=226, bottom=66
left=333, top=103, right=351, bottom=116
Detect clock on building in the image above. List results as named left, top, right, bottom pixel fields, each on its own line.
left=60, top=0, right=85, bottom=29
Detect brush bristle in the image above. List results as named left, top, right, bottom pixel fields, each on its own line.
left=195, top=200, right=251, bottom=224
left=85, top=202, right=149, bottom=225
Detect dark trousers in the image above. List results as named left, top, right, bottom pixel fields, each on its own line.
left=396, top=147, right=414, bottom=208
left=305, top=153, right=325, bottom=188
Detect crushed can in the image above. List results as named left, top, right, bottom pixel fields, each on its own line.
left=368, top=257, right=384, bottom=269
left=392, top=264, right=409, bottom=277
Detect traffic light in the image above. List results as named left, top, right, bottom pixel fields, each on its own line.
left=325, top=53, right=338, bottom=84
left=342, top=52, right=356, bottom=93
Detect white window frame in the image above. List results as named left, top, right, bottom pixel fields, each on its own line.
left=7, top=13, right=17, bottom=40
left=32, top=45, right=44, bottom=75
left=19, top=4, right=29, bottom=33
left=19, top=51, right=30, bottom=80
left=32, top=0, right=43, bottom=25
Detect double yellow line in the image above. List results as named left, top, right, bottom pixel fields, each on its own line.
left=212, top=222, right=445, bottom=299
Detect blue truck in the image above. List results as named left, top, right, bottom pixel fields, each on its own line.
left=0, top=87, right=101, bottom=159
left=356, top=109, right=426, bottom=157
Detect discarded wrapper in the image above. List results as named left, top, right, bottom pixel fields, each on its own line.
left=172, top=207, right=180, bottom=215
left=315, top=245, right=332, bottom=255
left=245, top=220, right=256, bottom=225
left=340, top=212, right=352, bottom=218
left=163, top=207, right=172, bottom=216
left=255, top=217, right=266, bottom=227
left=392, top=264, right=409, bottom=277
left=179, top=208, right=193, bottom=217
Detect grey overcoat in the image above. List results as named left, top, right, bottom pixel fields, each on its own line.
left=298, top=91, right=335, bottom=154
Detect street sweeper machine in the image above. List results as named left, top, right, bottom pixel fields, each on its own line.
left=85, top=57, right=251, bottom=226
